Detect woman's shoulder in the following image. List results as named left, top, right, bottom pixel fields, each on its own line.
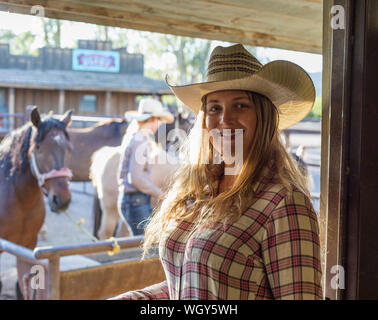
left=248, top=181, right=315, bottom=218
left=271, top=186, right=316, bottom=216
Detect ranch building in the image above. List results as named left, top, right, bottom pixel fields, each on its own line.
left=0, top=39, right=171, bottom=131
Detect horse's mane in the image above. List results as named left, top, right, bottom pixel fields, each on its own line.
left=35, top=117, right=69, bottom=144
left=0, top=117, right=68, bottom=177
left=0, top=123, right=33, bottom=176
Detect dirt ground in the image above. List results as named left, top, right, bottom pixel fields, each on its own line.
left=0, top=182, right=100, bottom=300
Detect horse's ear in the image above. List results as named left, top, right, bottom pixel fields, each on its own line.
left=61, top=109, right=73, bottom=127
left=30, top=107, right=41, bottom=128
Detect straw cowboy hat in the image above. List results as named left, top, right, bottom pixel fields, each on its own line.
left=166, top=44, right=315, bottom=130
left=124, top=98, right=174, bottom=123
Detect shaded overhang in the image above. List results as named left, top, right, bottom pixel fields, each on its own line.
left=0, top=68, right=172, bottom=94
left=0, top=0, right=322, bottom=54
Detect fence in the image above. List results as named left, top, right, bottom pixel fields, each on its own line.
left=0, top=110, right=321, bottom=203
left=0, top=110, right=121, bottom=141
left=0, top=113, right=27, bottom=139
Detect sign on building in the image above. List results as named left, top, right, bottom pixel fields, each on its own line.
left=72, top=49, right=120, bottom=73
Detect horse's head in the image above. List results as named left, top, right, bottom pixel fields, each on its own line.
left=29, top=108, right=73, bottom=213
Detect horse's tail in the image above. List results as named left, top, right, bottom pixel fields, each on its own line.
left=92, top=186, right=102, bottom=238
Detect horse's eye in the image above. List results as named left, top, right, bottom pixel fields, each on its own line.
left=35, top=144, right=41, bottom=151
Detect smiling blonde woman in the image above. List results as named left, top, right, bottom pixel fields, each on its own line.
left=112, top=44, right=322, bottom=300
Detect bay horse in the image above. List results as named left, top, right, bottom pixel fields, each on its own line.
left=67, top=119, right=128, bottom=181
left=0, top=107, right=73, bottom=294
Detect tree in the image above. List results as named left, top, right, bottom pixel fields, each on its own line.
left=0, top=30, right=16, bottom=44
left=13, top=31, right=37, bottom=55
left=0, top=30, right=37, bottom=55
left=41, top=18, right=61, bottom=47
left=95, top=25, right=110, bottom=42
left=91, top=28, right=214, bottom=84
left=145, top=34, right=212, bottom=83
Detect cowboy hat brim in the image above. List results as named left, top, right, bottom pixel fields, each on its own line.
left=166, top=60, right=315, bottom=130
left=124, top=110, right=174, bottom=124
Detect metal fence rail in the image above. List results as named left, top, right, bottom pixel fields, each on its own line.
left=0, top=113, right=27, bottom=139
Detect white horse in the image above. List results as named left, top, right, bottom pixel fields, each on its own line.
left=90, top=145, right=178, bottom=240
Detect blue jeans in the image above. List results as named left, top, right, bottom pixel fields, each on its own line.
left=118, top=191, right=152, bottom=236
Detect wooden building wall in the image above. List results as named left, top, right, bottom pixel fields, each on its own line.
left=64, top=91, right=137, bottom=116
left=64, top=91, right=106, bottom=115
left=8, top=87, right=138, bottom=117
left=14, top=88, right=59, bottom=114
left=111, top=92, right=137, bottom=115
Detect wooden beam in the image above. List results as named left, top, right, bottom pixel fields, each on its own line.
left=8, top=87, right=15, bottom=129
left=47, top=257, right=60, bottom=300
left=323, top=0, right=378, bottom=299
left=344, top=0, right=378, bottom=299
left=104, top=90, right=111, bottom=115
left=320, top=0, right=331, bottom=299
left=0, top=82, right=171, bottom=94
left=321, top=0, right=354, bottom=300
left=80, top=0, right=322, bottom=37
left=58, top=89, right=65, bottom=114
left=0, top=0, right=322, bottom=53
left=60, top=257, right=165, bottom=300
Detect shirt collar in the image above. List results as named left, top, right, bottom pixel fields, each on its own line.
left=208, top=158, right=278, bottom=198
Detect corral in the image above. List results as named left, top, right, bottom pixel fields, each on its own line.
left=0, top=0, right=377, bottom=300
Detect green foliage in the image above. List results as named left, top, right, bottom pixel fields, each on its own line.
left=143, top=34, right=212, bottom=83
left=306, top=96, right=322, bottom=119
left=42, top=18, right=61, bottom=47
left=99, top=28, right=213, bottom=85
left=161, top=95, right=178, bottom=106
left=0, top=30, right=16, bottom=43
left=95, top=26, right=110, bottom=42
left=0, top=30, right=38, bottom=56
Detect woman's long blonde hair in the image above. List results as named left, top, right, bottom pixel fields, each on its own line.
left=142, top=91, right=310, bottom=255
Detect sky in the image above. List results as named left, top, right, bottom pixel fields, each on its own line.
left=0, top=11, right=323, bottom=74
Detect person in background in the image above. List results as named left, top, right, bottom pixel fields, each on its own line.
left=112, top=44, right=322, bottom=299
left=118, top=98, right=174, bottom=236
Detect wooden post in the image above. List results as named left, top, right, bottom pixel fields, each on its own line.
left=47, top=257, right=60, bottom=300
left=105, top=91, right=112, bottom=116
left=58, top=89, right=65, bottom=114
left=343, top=0, right=378, bottom=299
left=322, top=0, right=356, bottom=300
left=322, top=0, right=378, bottom=299
left=8, top=87, right=15, bottom=129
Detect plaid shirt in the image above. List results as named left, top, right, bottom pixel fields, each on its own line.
left=113, top=162, right=323, bottom=300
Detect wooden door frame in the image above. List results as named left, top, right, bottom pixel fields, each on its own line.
left=322, top=0, right=378, bottom=299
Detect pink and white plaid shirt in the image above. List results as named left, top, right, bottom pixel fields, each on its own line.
left=113, top=162, right=323, bottom=300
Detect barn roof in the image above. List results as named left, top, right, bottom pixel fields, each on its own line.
left=0, top=0, right=323, bottom=54
left=0, top=68, right=171, bottom=94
